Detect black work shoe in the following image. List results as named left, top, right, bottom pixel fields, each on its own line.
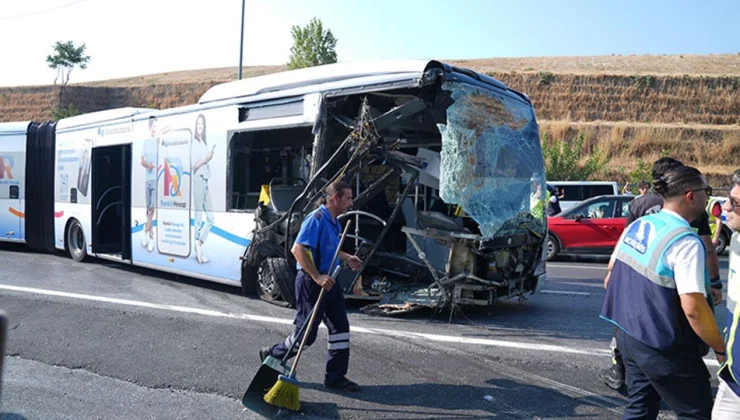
left=259, top=347, right=272, bottom=363
left=598, top=364, right=625, bottom=390
left=324, top=376, right=361, bottom=392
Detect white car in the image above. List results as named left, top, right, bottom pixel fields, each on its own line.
left=547, top=181, right=620, bottom=212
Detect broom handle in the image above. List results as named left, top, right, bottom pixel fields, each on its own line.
left=287, top=220, right=352, bottom=377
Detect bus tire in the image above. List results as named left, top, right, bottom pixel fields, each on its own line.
left=258, top=258, right=297, bottom=308
left=66, top=219, right=90, bottom=263
left=240, top=262, right=258, bottom=296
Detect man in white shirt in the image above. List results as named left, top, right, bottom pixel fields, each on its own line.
left=600, top=166, right=726, bottom=420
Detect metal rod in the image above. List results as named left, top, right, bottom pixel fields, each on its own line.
left=355, top=162, right=360, bottom=250
left=347, top=171, right=419, bottom=292
left=238, top=0, right=245, bottom=80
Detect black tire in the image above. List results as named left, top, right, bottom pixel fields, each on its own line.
left=258, top=258, right=297, bottom=308
left=716, top=230, right=730, bottom=256
left=240, top=262, right=259, bottom=296
left=546, top=233, right=560, bottom=261
left=66, top=219, right=90, bottom=262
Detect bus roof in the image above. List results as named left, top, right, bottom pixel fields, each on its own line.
left=56, top=107, right=156, bottom=131
left=0, top=121, right=31, bottom=136
left=197, top=59, right=521, bottom=105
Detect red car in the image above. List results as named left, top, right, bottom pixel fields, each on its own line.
left=546, top=195, right=635, bottom=260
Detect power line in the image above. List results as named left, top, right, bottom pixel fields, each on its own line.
left=0, top=0, right=90, bottom=22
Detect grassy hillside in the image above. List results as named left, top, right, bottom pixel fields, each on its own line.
left=2, top=54, right=739, bottom=187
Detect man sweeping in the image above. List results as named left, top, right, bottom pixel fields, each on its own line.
left=260, top=180, right=363, bottom=392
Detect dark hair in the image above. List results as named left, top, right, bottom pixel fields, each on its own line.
left=653, top=166, right=704, bottom=198
left=732, top=169, right=740, bottom=189
left=638, top=180, right=650, bottom=189
left=651, top=157, right=683, bottom=180
left=194, top=114, right=206, bottom=144
left=318, top=180, right=351, bottom=205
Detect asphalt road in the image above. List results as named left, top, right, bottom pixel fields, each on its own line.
left=0, top=244, right=730, bottom=420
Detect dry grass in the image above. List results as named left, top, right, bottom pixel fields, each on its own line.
left=77, top=65, right=286, bottom=88
left=450, top=54, right=740, bottom=76
left=539, top=120, right=740, bottom=188
left=3, top=54, right=740, bottom=187
left=492, top=73, right=740, bottom=125
left=58, top=54, right=740, bottom=88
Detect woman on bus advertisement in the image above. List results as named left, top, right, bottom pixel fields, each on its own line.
left=141, top=117, right=169, bottom=252
left=191, top=114, right=215, bottom=264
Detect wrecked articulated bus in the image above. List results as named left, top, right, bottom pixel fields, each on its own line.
left=241, top=60, right=548, bottom=315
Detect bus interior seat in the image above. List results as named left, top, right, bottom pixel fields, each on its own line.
left=416, top=211, right=470, bottom=233
left=269, top=185, right=306, bottom=213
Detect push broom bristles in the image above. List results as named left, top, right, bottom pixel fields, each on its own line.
left=263, top=373, right=301, bottom=411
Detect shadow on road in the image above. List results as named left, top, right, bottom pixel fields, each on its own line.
left=262, top=378, right=624, bottom=419
left=0, top=413, right=28, bottom=420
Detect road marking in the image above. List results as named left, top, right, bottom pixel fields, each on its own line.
left=0, top=283, right=721, bottom=368
left=541, top=290, right=591, bottom=296
left=547, top=263, right=607, bottom=270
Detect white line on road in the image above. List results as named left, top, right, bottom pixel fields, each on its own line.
left=547, top=263, right=607, bottom=270
left=540, top=290, right=591, bottom=296
left=0, top=283, right=721, bottom=367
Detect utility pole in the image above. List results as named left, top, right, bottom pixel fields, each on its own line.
left=238, top=0, right=245, bottom=80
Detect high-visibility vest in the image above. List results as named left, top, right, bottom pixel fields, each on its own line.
left=707, top=198, right=722, bottom=236
left=530, top=189, right=549, bottom=219
left=600, top=210, right=710, bottom=353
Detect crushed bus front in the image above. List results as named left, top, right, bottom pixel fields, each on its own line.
left=243, top=63, right=547, bottom=315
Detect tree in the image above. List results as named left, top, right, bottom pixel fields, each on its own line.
left=51, top=104, right=82, bottom=121
left=46, top=41, right=90, bottom=85
left=287, top=17, right=337, bottom=70
left=542, top=131, right=608, bottom=181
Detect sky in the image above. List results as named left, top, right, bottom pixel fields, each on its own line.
left=1, top=0, right=738, bottom=87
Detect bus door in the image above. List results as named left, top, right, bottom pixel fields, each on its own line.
left=91, top=144, right=132, bottom=259
left=0, top=153, right=21, bottom=240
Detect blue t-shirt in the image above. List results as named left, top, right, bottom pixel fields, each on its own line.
left=295, top=205, right=341, bottom=275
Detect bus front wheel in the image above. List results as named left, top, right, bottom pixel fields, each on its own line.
left=66, top=219, right=90, bottom=263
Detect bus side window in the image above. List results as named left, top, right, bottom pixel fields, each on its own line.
left=228, top=127, right=314, bottom=212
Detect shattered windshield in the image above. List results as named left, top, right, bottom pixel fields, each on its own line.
left=437, top=81, right=546, bottom=239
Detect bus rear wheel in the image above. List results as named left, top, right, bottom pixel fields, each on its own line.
left=66, top=219, right=90, bottom=262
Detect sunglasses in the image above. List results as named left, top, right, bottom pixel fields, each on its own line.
left=686, top=186, right=712, bottom=196
left=728, top=197, right=740, bottom=212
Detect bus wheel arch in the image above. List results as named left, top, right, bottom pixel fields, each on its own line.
left=240, top=261, right=259, bottom=297
left=65, top=218, right=90, bottom=262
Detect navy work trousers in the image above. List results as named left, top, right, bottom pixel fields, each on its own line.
left=616, top=329, right=712, bottom=420
left=268, top=270, right=350, bottom=380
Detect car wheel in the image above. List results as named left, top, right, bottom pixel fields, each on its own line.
left=716, top=231, right=729, bottom=255
left=546, top=233, right=560, bottom=261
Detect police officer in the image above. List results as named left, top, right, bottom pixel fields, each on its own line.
left=713, top=169, right=740, bottom=419
left=260, top=180, right=363, bottom=392
left=600, top=165, right=726, bottom=420
left=599, top=157, right=723, bottom=390
left=546, top=184, right=561, bottom=216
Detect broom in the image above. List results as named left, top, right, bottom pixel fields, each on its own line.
left=263, top=220, right=353, bottom=411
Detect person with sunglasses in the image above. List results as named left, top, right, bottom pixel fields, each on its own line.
left=713, top=169, right=740, bottom=419
left=601, top=165, right=726, bottom=420
left=599, top=157, right=723, bottom=391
